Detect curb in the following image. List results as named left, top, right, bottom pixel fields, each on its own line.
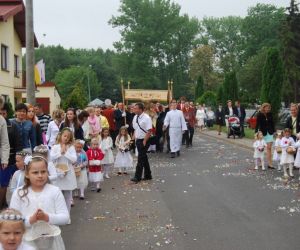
left=199, top=131, right=252, bottom=151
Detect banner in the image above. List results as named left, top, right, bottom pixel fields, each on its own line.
left=34, top=59, right=46, bottom=85
left=124, top=89, right=169, bottom=102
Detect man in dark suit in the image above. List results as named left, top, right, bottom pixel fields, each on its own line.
left=114, top=103, right=126, bottom=135
left=285, top=103, right=300, bottom=140
left=235, top=100, right=246, bottom=137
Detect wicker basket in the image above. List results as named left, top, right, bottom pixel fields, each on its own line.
left=74, top=166, right=81, bottom=177
left=55, top=163, right=69, bottom=173
left=276, top=147, right=282, bottom=154
left=287, top=147, right=296, bottom=155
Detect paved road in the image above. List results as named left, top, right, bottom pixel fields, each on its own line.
left=62, top=134, right=300, bottom=250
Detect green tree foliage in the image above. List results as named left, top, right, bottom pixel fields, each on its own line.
left=54, top=66, right=101, bottom=102
left=63, top=84, right=88, bottom=110
left=4, top=98, right=14, bottom=119
left=237, top=48, right=268, bottom=104
left=280, top=0, right=300, bottom=103
left=196, top=91, right=217, bottom=108
left=109, top=0, right=200, bottom=97
left=242, top=4, right=285, bottom=61
left=216, top=85, right=224, bottom=105
left=260, top=48, right=284, bottom=121
left=222, top=72, right=239, bottom=103
left=200, top=16, right=244, bottom=72
left=195, top=75, right=204, bottom=100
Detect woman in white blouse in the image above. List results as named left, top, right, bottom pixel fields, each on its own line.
left=46, top=109, right=64, bottom=148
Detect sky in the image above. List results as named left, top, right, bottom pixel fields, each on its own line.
left=33, top=0, right=290, bottom=50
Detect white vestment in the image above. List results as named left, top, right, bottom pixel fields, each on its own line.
left=164, top=110, right=187, bottom=153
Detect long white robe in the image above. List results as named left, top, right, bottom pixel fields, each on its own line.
left=164, top=110, right=187, bottom=153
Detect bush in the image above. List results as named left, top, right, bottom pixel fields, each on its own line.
left=196, top=91, right=217, bottom=108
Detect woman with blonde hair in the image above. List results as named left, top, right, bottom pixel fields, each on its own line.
left=255, top=103, right=275, bottom=169
left=46, top=109, right=65, bottom=149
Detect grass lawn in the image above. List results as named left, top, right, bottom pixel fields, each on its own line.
left=209, top=124, right=255, bottom=139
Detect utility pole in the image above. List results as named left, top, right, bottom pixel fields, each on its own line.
left=25, top=0, right=36, bottom=104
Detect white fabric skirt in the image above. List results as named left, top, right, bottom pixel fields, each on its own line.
left=26, top=234, right=65, bottom=250
left=169, top=127, right=182, bottom=153
left=89, top=172, right=103, bottom=183
left=52, top=167, right=77, bottom=191
left=114, top=151, right=133, bottom=169
left=280, top=150, right=295, bottom=165
left=76, top=168, right=88, bottom=189
left=294, top=149, right=300, bottom=168
left=197, top=119, right=204, bottom=127
left=101, top=149, right=114, bottom=165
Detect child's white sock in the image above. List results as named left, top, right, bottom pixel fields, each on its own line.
left=261, top=158, right=265, bottom=171
left=255, top=158, right=259, bottom=170
left=80, top=188, right=85, bottom=197
left=289, top=164, right=294, bottom=177
left=277, top=163, right=282, bottom=171
left=283, top=164, right=288, bottom=177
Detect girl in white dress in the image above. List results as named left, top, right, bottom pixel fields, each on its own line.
left=114, top=127, right=133, bottom=175
left=293, top=133, right=300, bottom=180
left=10, top=156, right=69, bottom=250
left=50, top=128, right=77, bottom=214
left=196, top=106, right=207, bottom=131
left=100, top=128, right=114, bottom=179
left=273, top=131, right=283, bottom=172
left=45, top=109, right=64, bottom=149
left=0, top=208, right=35, bottom=250
left=10, top=152, right=29, bottom=193
left=74, top=140, right=88, bottom=200
left=280, top=128, right=296, bottom=178
left=253, top=131, right=267, bottom=170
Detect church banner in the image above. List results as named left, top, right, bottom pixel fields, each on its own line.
left=124, top=89, right=169, bottom=102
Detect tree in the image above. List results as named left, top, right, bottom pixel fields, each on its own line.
left=195, top=75, right=204, bottom=100
left=109, top=0, right=200, bottom=97
left=197, top=91, right=217, bottom=108
left=200, top=16, right=244, bottom=72
left=63, top=85, right=88, bottom=110
left=237, top=48, right=268, bottom=104
left=54, top=66, right=101, bottom=101
left=260, top=48, right=284, bottom=121
left=189, top=45, right=217, bottom=88
left=280, top=0, right=300, bottom=103
left=222, top=72, right=239, bottom=103
left=216, top=84, right=224, bottom=105
left=242, top=4, right=285, bottom=61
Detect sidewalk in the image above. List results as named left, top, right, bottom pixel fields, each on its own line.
left=199, top=129, right=253, bottom=150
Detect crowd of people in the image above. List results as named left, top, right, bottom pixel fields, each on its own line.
left=0, top=95, right=213, bottom=249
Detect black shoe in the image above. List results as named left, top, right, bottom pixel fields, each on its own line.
left=117, top=172, right=122, bottom=176
left=97, top=188, right=101, bottom=193
left=177, top=151, right=180, bottom=156
left=268, top=165, right=275, bottom=169
left=130, top=178, right=140, bottom=183
left=142, top=177, right=153, bottom=181
left=186, top=144, right=189, bottom=148
left=171, top=153, right=176, bottom=158
left=80, top=196, right=84, bottom=200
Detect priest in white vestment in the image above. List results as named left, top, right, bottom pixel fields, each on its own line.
left=163, top=101, right=187, bottom=158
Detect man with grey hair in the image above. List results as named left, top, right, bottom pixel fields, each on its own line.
left=0, top=96, right=10, bottom=169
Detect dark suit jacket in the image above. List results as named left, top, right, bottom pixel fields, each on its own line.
left=285, top=114, right=300, bottom=135
left=114, top=109, right=126, bottom=131
left=255, top=112, right=275, bottom=136
left=215, top=108, right=225, bottom=126
left=236, top=106, right=246, bottom=122
left=6, top=119, right=22, bottom=166
left=224, top=106, right=238, bottom=117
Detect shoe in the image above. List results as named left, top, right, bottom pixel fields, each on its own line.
left=176, top=151, right=180, bottom=156
left=97, top=188, right=101, bottom=193
left=142, top=177, right=152, bottom=181
left=284, top=174, right=289, bottom=178
left=80, top=196, right=84, bottom=200
left=170, top=153, right=175, bottom=158
left=262, top=166, right=266, bottom=171
left=268, top=165, right=275, bottom=169
left=186, top=144, right=189, bottom=148
left=105, top=174, right=110, bottom=179
left=67, top=219, right=71, bottom=225
left=117, top=172, right=122, bottom=176
left=130, top=178, right=140, bottom=183
left=254, top=166, right=258, bottom=170
left=123, top=172, right=128, bottom=175
left=71, top=200, right=74, bottom=207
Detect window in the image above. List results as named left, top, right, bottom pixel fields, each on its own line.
left=1, top=44, right=9, bottom=71
left=14, top=55, right=19, bottom=77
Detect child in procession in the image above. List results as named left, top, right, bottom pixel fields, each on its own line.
left=86, top=138, right=104, bottom=192
left=50, top=128, right=77, bottom=214
left=293, top=133, right=300, bottom=180
left=253, top=131, right=267, bottom=171
left=273, top=131, right=283, bottom=172
left=0, top=208, right=35, bottom=250
left=280, top=128, right=296, bottom=178
left=74, top=140, right=88, bottom=200
left=114, top=126, right=133, bottom=175
left=100, top=128, right=114, bottom=179
left=10, top=155, right=69, bottom=249
left=10, top=152, right=30, bottom=193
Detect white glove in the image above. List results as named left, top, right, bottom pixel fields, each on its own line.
left=89, top=160, right=95, bottom=165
